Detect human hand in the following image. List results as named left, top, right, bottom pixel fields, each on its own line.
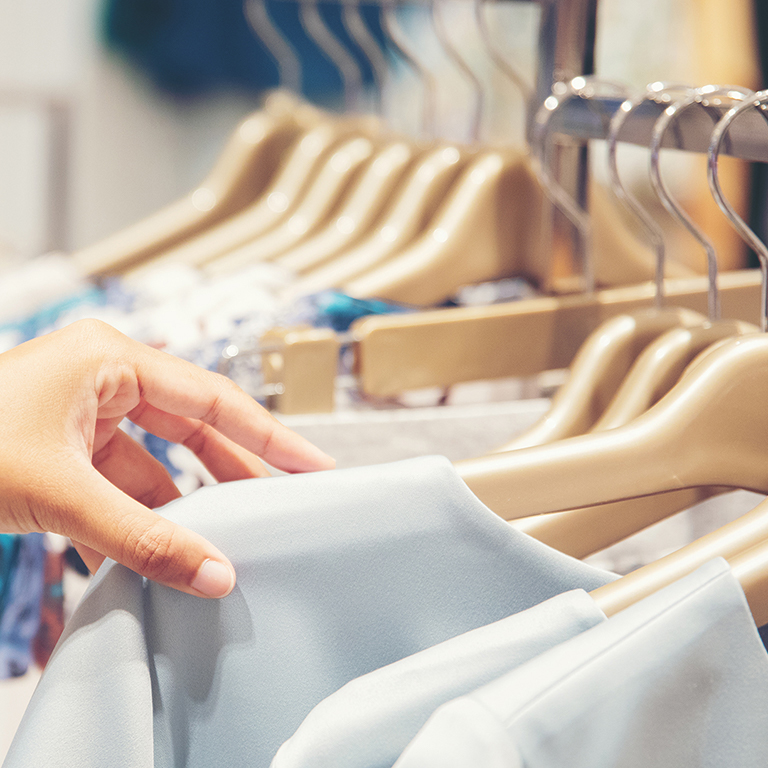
left=0, top=319, right=334, bottom=598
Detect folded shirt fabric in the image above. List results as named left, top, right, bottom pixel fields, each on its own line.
left=271, top=588, right=606, bottom=768
left=5, top=455, right=614, bottom=767
left=394, top=557, right=768, bottom=768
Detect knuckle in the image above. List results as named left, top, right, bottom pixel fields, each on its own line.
left=183, top=422, right=210, bottom=456
left=126, top=521, right=183, bottom=583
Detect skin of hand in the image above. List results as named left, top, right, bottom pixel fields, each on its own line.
left=0, top=319, right=335, bottom=598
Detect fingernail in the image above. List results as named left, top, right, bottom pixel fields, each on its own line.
left=191, top=559, right=235, bottom=598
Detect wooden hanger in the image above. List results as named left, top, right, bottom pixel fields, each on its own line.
left=251, top=268, right=762, bottom=414
left=200, top=134, right=381, bottom=274
left=327, top=0, right=547, bottom=306
left=281, top=144, right=471, bottom=298
left=455, top=330, right=768, bottom=517
left=268, top=140, right=424, bottom=274
left=342, top=147, right=545, bottom=305
left=590, top=494, right=768, bottom=621
left=125, top=112, right=385, bottom=278
left=277, top=0, right=522, bottom=299
left=74, top=91, right=316, bottom=278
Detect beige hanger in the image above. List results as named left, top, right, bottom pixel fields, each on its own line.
left=125, top=112, right=385, bottom=278
left=267, top=140, right=421, bottom=274
left=201, top=134, right=380, bottom=274
left=74, top=91, right=317, bottom=278
left=277, top=0, right=507, bottom=298
left=589, top=493, right=768, bottom=620
left=250, top=268, right=762, bottom=416
left=496, top=307, right=706, bottom=450
left=282, top=144, right=470, bottom=298
left=342, top=148, right=544, bottom=305
left=455, top=329, right=768, bottom=518
left=595, top=85, right=758, bottom=432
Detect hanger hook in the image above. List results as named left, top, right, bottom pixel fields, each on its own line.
left=608, top=83, right=693, bottom=309
left=532, top=76, right=628, bottom=295
left=429, top=0, right=484, bottom=142
left=298, top=0, right=364, bottom=111
left=708, top=89, right=768, bottom=331
left=649, top=84, right=754, bottom=321
left=380, top=0, right=438, bottom=137
left=340, top=0, right=388, bottom=115
left=473, top=0, right=532, bottom=144
left=244, top=0, right=302, bottom=94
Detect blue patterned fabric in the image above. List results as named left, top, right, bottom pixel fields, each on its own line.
left=0, top=533, right=45, bottom=678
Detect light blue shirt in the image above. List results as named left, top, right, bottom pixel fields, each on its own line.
left=271, top=589, right=606, bottom=768
left=5, top=456, right=614, bottom=767
left=395, top=558, right=768, bottom=768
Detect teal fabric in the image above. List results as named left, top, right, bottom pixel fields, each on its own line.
left=271, top=589, right=606, bottom=768
left=5, top=456, right=614, bottom=767
left=395, top=558, right=768, bottom=768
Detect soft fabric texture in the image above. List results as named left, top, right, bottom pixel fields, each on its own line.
left=5, top=456, right=614, bottom=767
left=395, top=557, right=768, bottom=768
left=271, top=589, right=605, bottom=768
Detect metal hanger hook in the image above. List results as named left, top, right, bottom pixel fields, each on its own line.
left=708, top=89, right=768, bottom=330
left=430, top=0, right=484, bottom=142
left=340, top=0, right=388, bottom=114
left=298, top=0, right=364, bottom=111
left=649, top=84, right=754, bottom=321
left=244, top=0, right=302, bottom=94
left=380, top=0, right=438, bottom=137
left=532, top=76, right=628, bottom=295
left=608, top=83, right=693, bottom=308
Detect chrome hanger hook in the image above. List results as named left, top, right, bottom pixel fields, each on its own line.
left=298, top=0, right=364, bottom=111
left=340, top=0, right=388, bottom=114
left=380, top=0, right=438, bottom=136
left=430, top=0, right=484, bottom=142
left=473, top=0, right=532, bottom=145
left=244, top=0, right=302, bottom=94
left=532, top=76, right=628, bottom=295
left=708, top=89, right=768, bottom=331
left=649, top=84, right=754, bottom=321
left=608, top=83, right=693, bottom=308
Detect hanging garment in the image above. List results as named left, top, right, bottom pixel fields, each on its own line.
left=270, top=589, right=606, bottom=768
left=4, top=456, right=614, bottom=768
left=394, top=557, right=768, bottom=768
left=0, top=533, right=45, bottom=679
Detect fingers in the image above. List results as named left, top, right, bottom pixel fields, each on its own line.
left=127, top=342, right=335, bottom=473
left=70, top=539, right=104, bottom=574
left=92, top=428, right=182, bottom=509
left=58, top=462, right=236, bottom=598
left=126, top=402, right=272, bottom=481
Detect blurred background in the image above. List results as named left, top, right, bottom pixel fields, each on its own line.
left=0, top=0, right=760, bottom=270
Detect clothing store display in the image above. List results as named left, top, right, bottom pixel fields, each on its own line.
left=394, top=558, right=768, bottom=768
left=4, top=456, right=615, bottom=767
left=270, top=588, right=606, bottom=768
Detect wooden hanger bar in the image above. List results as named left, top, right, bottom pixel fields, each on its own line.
left=251, top=269, right=761, bottom=413
left=352, top=269, right=761, bottom=397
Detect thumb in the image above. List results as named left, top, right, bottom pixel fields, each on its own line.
left=59, top=466, right=236, bottom=598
